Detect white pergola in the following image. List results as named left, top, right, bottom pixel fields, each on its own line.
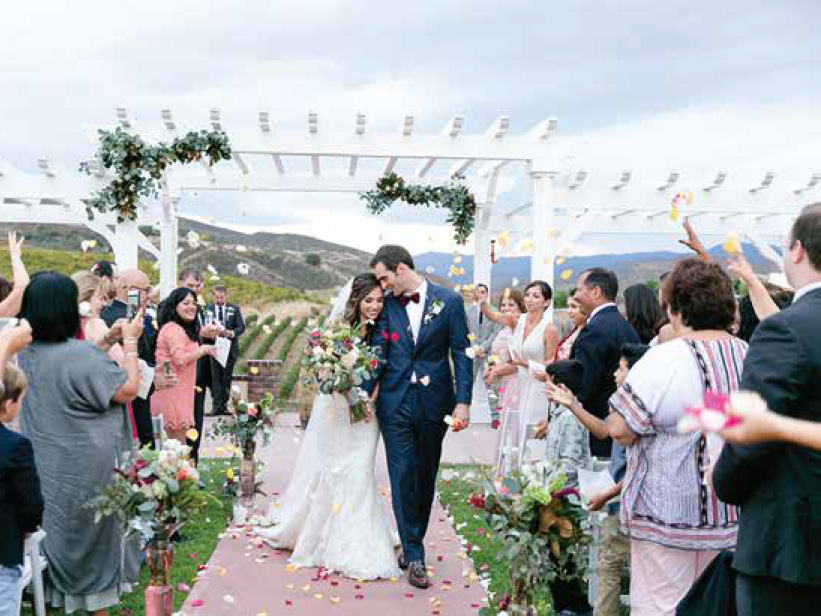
left=2, top=108, right=819, bottom=298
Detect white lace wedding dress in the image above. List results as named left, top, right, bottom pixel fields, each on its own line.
left=256, top=391, right=401, bottom=580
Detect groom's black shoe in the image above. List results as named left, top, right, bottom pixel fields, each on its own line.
left=408, top=561, right=431, bottom=589
left=397, top=552, right=409, bottom=570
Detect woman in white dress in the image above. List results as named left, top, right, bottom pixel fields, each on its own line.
left=481, top=281, right=559, bottom=472
left=257, top=274, right=401, bottom=581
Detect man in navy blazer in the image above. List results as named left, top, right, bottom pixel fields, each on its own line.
left=369, top=245, right=472, bottom=589
left=714, top=203, right=821, bottom=614
left=570, top=268, right=640, bottom=458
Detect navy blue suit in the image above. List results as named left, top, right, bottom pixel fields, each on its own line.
left=0, top=424, right=44, bottom=568
left=570, top=304, right=640, bottom=458
left=369, top=282, right=472, bottom=563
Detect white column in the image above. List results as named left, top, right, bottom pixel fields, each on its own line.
left=473, top=205, right=493, bottom=294
left=159, top=174, right=179, bottom=298
left=110, top=219, right=139, bottom=270
left=530, top=170, right=558, bottom=319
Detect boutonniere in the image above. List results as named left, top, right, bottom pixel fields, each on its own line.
left=424, top=299, right=445, bottom=324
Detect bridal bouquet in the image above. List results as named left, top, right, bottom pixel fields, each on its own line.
left=302, top=323, right=380, bottom=422
left=88, top=440, right=211, bottom=545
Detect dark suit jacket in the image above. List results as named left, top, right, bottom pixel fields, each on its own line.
left=369, top=282, right=473, bottom=420
left=204, top=302, right=246, bottom=361
left=0, top=424, right=44, bottom=567
left=100, top=299, right=127, bottom=328
left=570, top=304, right=640, bottom=457
left=714, top=288, right=821, bottom=587
left=100, top=299, right=156, bottom=366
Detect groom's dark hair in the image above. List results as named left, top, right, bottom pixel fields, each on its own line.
left=370, top=245, right=415, bottom=272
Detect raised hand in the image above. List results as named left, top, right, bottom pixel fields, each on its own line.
left=678, top=218, right=711, bottom=262
left=0, top=318, right=33, bottom=355
left=727, top=253, right=756, bottom=284
left=7, top=231, right=29, bottom=287
left=121, top=309, right=145, bottom=341
left=545, top=381, right=578, bottom=409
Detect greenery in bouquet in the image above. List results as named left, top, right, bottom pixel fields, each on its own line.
left=302, top=323, right=380, bottom=422
left=211, top=391, right=278, bottom=454
left=88, top=439, right=213, bottom=546
left=470, top=466, right=591, bottom=613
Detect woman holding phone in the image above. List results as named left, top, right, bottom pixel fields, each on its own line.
left=151, top=287, right=216, bottom=444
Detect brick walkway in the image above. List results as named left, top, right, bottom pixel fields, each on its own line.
left=183, top=416, right=496, bottom=615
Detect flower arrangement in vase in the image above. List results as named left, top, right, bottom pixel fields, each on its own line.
left=88, top=439, right=212, bottom=616
left=211, top=391, right=278, bottom=503
left=471, top=466, right=591, bottom=615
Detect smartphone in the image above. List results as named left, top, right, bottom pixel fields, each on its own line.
left=163, top=360, right=173, bottom=377
left=127, top=289, right=141, bottom=319
left=0, top=317, right=19, bottom=331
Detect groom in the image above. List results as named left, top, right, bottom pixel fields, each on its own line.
left=368, top=245, right=473, bottom=589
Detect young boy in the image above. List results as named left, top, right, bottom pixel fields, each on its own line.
left=542, top=359, right=591, bottom=489
left=0, top=363, right=44, bottom=616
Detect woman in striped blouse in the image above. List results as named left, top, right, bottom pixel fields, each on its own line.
left=607, top=259, right=745, bottom=616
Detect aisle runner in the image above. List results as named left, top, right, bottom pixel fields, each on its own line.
left=183, top=419, right=489, bottom=615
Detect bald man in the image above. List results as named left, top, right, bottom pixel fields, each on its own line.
left=101, top=268, right=157, bottom=448
left=101, top=269, right=151, bottom=328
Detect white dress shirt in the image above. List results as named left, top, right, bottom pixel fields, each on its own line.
left=405, top=279, right=428, bottom=344
left=792, top=281, right=821, bottom=304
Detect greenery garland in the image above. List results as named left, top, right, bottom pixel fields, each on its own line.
left=79, top=127, right=232, bottom=222
left=360, top=172, right=477, bottom=245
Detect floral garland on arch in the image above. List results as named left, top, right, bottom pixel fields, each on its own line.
left=360, top=172, right=477, bottom=245
left=79, top=127, right=232, bottom=222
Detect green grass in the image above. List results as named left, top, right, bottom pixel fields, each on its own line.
left=245, top=313, right=259, bottom=326
left=276, top=317, right=307, bottom=361
left=252, top=316, right=291, bottom=360
left=21, top=458, right=233, bottom=616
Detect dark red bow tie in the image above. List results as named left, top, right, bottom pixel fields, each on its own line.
left=398, top=292, right=421, bottom=307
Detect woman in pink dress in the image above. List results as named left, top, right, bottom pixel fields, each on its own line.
left=555, top=291, right=587, bottom=360
left=151, top=287, right=216, bottom=444
left=483, top=290, right=525, bottom=477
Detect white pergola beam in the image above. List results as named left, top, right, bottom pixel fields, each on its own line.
left=527, top=117, right=558, bottom=140
left=485, top=116, right=510, bottom=139
left=160, top=108, right=176, bottom=131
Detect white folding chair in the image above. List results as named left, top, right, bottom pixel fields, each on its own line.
left=17, top=529, right=47, bottom=616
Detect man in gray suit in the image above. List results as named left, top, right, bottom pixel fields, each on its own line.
left=466, top=284, right=501, bottom=381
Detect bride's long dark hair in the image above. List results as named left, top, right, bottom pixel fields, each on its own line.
left=343, top=273, right=383, bottom=331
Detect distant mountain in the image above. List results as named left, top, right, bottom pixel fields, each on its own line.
left=414, top=244, right=778, bottom=292
left=1, top=219, right=780, bottom=294
left=0, top=219, right=373, bottom=292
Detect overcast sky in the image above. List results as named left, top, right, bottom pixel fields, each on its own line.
left=2, top=0, right=820, bottom=255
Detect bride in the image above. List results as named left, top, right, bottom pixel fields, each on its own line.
left=256, top=273, right=401, bottom=580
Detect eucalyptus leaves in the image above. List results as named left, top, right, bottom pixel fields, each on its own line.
left=80, top=127, right=232, bottom=222
left=360, top=172, right=477, bottom=245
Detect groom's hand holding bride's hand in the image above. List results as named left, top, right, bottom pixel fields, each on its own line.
left=452, top=403, right=470, bottom=432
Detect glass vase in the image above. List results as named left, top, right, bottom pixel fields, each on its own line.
left=240, top=438, right=257, bottom=504
left=144, top=539, right=174, bottom=616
